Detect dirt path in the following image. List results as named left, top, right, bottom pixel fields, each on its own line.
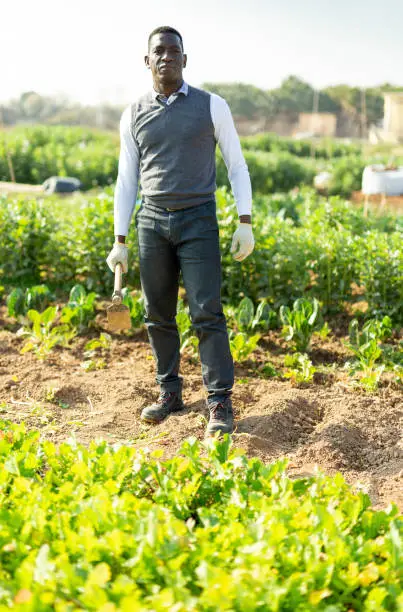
left=351, top=190, right=403, bottom=213
left=0, top=181, right=44, bottom=195
left=0, top=324, right=402, bottom=513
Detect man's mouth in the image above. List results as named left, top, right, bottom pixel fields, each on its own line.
left=159, top=65, right=172, bottom=72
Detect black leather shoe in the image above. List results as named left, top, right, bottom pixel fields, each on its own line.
left=206, top=396, right=234, bottom=436
left=141, top=391, right=184, bottom=424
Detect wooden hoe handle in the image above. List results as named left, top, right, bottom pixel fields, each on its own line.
left=112, top=263, right=123, bottom=304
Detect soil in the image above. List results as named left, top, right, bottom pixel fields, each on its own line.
left=351, top=190, right=403, bottom=213
left=0, top=307, right=402, bottom=514
left=0, top=181, right=43, bottom=195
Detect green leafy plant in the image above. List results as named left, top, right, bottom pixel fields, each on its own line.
left=16, top=307, right=73, bottom=359
left=84, top=332, right=112, bottom=357
left=24, top=284, right=55, bottom=311
left=393, top=364, right=403, bottom=387
left=347, top=318, right=385, bottom=371
left=235, top=296, right=255, bottom=330
left=253, top=299, right=278, bottom=330
left=0, top=421, right=401, bottom=611
left=6, top=287, right=25, bottom=318
left=60, top=284, right=97, bottom=333
left=122, top=288, right=145, bottom=328
left=355, top=366, right=386, bottom=393
left=317, top=321, right=332, bottom=339
left=382, top=341, right=403, bottom=369
left=327, top=155, right=367, bottom=197
left=346, top=317, right=396, bottom=391
left=44, top=387, right=71, bottom=409
left=176, top=299, right=198, bottom=354
left=235, top=296, right=277, bottom=332
left=280, top=297, right=321, bottom=352
left=284, top=352, right=316, bottom=384
left=230, top=332, right=260, bottom=362
left=0, top=196, right=59, bottom=285
left=259, top=362, right=279, bottom=378
left=81, top=359, right=107, bottom=371
left=82, top=332, right=112, bottom=370
left=362, top=315, right=393, bottom=342
left=6, top=284, right=55, bottom=318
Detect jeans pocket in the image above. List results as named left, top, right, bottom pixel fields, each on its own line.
left=199, top=202, right=218, bottom=232
left=136, top=203, right=156, bottom=231
left=134, top=202, right=143, bottom=228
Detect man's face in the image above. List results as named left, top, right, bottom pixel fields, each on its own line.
left=145, top=32, right=187, bottom=85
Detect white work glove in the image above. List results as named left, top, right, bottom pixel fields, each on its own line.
left=106, top=242, right=128, bottom=273
left=230, top=223, right=255, bottom=262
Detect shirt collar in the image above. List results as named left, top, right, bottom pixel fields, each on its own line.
left=152, top=81, right=189, bottom=100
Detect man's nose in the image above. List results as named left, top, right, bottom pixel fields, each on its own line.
left=161, top=50, right=173, bottom=62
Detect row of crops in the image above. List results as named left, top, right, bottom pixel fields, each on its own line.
left=1, top=125, right=402, bottom=196
left=0, top=422, right=401, bottom=611
left=1, top=187, right=401, bottom=319
left=1, top=186, right=402, bottom=391
left=3, top=281, right=401, bottom=391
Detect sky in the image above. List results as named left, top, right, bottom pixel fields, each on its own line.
left=2, top=0, right=403, bottom=105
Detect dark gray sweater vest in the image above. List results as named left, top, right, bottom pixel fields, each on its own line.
left=130, top=86, right=216, bottom=209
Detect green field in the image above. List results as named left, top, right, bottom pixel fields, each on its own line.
left=0, top=126, right=402, bottom=610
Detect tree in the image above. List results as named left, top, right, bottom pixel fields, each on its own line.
left=272, top=76, right=340, bottom=114
left=201, top=82, right=274, bottom=118
left=323, top=84, right=386, bottom=126
left=19, top=92, right=46, bottom=119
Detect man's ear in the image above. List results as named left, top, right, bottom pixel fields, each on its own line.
left=144, top=55, right=150, bottom=69
left=183, top=54, right=187, bottom=68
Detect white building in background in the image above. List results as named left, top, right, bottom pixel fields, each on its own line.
left=369, top=92, right=403, bottom=144
left=295, top=112, right=337, bottom=138
left=383, top=92, right=403, bottom=141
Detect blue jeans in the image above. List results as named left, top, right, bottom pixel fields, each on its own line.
left=135, top=199, right=234, bottom=401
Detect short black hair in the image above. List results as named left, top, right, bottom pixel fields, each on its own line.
left=148, top=26, right=184, bottom=51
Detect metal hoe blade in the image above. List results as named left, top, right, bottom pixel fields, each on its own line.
left=107, top=303, right=131, bottom=331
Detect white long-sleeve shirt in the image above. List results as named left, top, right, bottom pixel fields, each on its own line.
left=114, top=81, right=252, bottom=236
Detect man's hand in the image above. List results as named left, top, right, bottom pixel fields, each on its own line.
left=230, top=223, right=255, bottom=262
left=106, top=242, right=129, bottom=273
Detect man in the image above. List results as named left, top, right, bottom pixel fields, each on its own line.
left=106, top=26, right=254, bottom=436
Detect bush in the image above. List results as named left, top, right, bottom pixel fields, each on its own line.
left=216, top=189, right=402, bottom=322
left=216, top=150, right=316, bottom=194
left=0, top=125, right=119, bottom=189
left=241, top=133, right=362, bottom=158
left=0, top=190, right=140, bottom=295
left=0, top=196, right=59, bottom=285
left=327, top=156, right=367, bottom=197
left=1, top=189, right=401, bottom=324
